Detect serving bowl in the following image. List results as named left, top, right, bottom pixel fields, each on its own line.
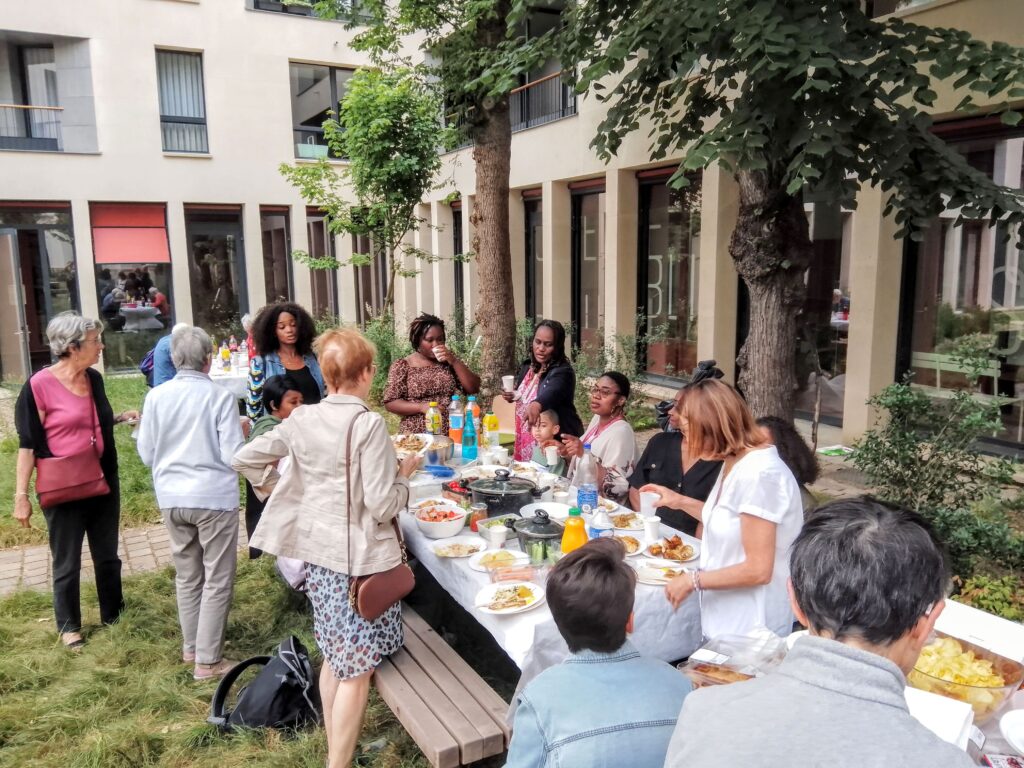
left=907, top=632, right=1024, bottom=724
left=413, top=502, right=468, bottom=539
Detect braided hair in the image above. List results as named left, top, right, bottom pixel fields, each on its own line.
left=409, top=314, right=445, bottom=352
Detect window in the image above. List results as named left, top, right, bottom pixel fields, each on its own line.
left=307, top=210, right=338, bottom=318
left=524, top=196, right=543, bottom=320
left=353, top=232, right=388, bottom=324
left=184, top=207, right=247, bottom=340
left=289, top=62, right=353, bottom=159
left=571, top=187, right=606, bottom=350
left=156, top=50, right=208, bottom=153
left=638, top=175, right=700, bottom=379
left=261, top=207, right=293, bottom=303
left=452, top=206, right=464, bottom=309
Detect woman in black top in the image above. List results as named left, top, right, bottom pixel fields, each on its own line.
left=628, top=385, right=722, bottom=536
left=502, top=320, right=583, bottom=461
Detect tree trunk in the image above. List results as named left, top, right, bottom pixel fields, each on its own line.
left=470, top=6, right=516, bottom=402
left=730, top=170, right=813, bottom=421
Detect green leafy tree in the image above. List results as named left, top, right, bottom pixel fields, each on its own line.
left=309, top=0, right=559, bottom=394
left=279, top=66, right=449, bottom=313
left=565, top=0, right=1024, bottom=419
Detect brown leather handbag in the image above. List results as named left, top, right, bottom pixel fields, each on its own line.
left=345, top=409, right=414, bottom=621
left=35, top=380, right=110, bottom=508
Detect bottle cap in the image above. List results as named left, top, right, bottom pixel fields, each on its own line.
left=583, top=443, right=592, bottom=450
left=452, top=394, right=461, bottom=400
left=468, top=395, right=477, bottom=401
left=429, top=401, right=438, bottom=407
left=568, top=507, right=581, bottom=517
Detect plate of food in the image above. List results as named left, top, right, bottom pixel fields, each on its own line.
left=468, top=548, right=530, bottom=573
left=615, top=534, right=644, bottom=556
left=646, top=535, right=699, bottom=562
left=634, top=563, right=685, bottom=586
left=432, top=536, right=485, bottom=559
left=610, top=511, right=644, bottom=531
left=597, top=498, right=620, bottom=513
left=474, top=581, right=546, bottom=615
left=393, top=433, right=432, bottom=458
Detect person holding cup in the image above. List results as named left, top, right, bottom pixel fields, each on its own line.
left=383, top=314, right=481, bottom=434
left=503, top=319, right=583, bottom=461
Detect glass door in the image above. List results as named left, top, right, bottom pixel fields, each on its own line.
left=571, top=190, right=606, bottom=351
left=185, top=217, right=248, bottom=341
left=0, top=229, right=31, bottom=380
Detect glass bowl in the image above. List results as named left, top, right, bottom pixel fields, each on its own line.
left=907, top=632, right=1024, bottom=724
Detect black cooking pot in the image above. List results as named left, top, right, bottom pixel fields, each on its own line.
left=468, top=469, right=540, bottom=517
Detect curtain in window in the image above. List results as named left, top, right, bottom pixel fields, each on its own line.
left=23, top=47, right=59, bottom=140
left=156, top=50, right=208, bottom=152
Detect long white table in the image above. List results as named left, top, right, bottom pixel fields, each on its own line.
left=398, top=507, right=703, bottom=695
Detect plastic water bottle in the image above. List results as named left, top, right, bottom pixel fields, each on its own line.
left=462, top=406, right=478, bottom=461
left=229, top=335, right=238, bottom=352
left=575, top=443, right=599, bottom=513
left=448, top=395, right=464, bottom=444
left=467, top=395, right=481, bottom=434
left=588, top=509, right=614, bottom=540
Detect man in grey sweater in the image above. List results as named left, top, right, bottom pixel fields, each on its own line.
left=664, top=496, right=975, bottom=768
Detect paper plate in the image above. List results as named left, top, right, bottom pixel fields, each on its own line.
left=474, top=581, right=546, bottom=615
left=468, top=549, right=530, bottom=573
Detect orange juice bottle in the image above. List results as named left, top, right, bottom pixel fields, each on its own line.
left=560, top=508, right=588, bottom=554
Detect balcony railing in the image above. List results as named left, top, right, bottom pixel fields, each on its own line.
left=0, top=104, right=63, bottom=151
left=510, top=71, right=576, bottom=132
left=445, top=71, right=577, bottom=152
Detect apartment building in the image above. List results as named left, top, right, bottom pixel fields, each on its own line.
left=1, top=0, right=1022, bottom=451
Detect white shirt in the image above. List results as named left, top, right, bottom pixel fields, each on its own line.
left=137, top=369, right=244, bottom=511
left=699, top=446, right=803, bottom=639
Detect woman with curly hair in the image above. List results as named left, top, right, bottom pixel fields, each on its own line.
left=246, top=302, right=324, bottom=419
left=383, top=313, right=481, bottom=434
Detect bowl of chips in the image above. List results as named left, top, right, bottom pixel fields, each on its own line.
left=908, top=632, right=1024, bottom=723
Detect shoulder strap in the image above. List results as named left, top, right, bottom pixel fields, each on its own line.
left=207, top=655, right=272, bottom=728
left=85, top=374, right=101, bottom=459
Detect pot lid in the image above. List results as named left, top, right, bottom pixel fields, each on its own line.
left=469, top=469, right=537, bottom=495
left=513, top=509, right=565, bottom=539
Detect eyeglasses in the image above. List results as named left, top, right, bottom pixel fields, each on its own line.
left=590, top=386, right=622, bottom=397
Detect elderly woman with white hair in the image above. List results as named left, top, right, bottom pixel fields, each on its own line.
left=137, top=324, right=244, bottom=680
left=14, top=311, right=138, bottom=651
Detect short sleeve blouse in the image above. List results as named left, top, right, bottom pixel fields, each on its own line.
left=382, top=357, right=463, bottom=434
left=570, top=415, right=638, bottom=505
left=699, top=446, right=803, bottom=639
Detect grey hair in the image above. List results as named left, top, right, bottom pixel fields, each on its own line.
left=170, top=325, right=213, bottom=371
left=790, top=496, right=949, bottom=647
left=46, top=311, right=101, bottom=357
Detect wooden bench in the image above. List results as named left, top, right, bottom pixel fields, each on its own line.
left=910, top=352, right=1023, bottom=441
left=375, top=605, right=510, bottom=768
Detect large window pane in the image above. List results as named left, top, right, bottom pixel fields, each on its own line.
left=452, top=208, right=465, bottom=312
left=289, top=63, right=351, bottom=158
left=156, top=50, right=208, bottom=153
left=907, top=134, right=1024, bottom=445
left=186, top=211, right=246, bottom=341
left=96, top=263, right=173, bottom=370
left=572, top=191, right=605, bottom=350
left=525, top=199, right=543, bottom=319
left=261, top=210, right=292, bottom=303
left=353, top=232, right=387, bottom=324
left=307, top=214, right=338, bottom=319
left=640, top=179, right=700, bottom=378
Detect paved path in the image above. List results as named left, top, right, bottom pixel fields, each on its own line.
left=0, top=510, right=248, bottom=597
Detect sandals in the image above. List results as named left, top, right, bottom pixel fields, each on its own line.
left=61, top=632, right=85, bottom=652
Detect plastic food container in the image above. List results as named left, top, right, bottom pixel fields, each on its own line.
left=678, top=633, right=788, bottom=688
left=908, top=631, right=1024, bottom=724
left=477, top=515, right=519, bottom=547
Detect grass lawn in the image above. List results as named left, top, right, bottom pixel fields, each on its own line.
left=0, top=557, right=429, bottom=768
left=1, top=375, right=160, bottom=550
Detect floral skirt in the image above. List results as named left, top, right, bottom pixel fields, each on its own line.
left=305, top=564, right=403, bottom=680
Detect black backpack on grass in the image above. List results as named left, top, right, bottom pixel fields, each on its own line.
left=208, top=636, right=322, bottom=732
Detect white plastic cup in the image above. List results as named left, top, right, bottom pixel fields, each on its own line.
left=433, top=346, right=444, bottom=361
left=552, top=491, right=569, bottom=506
left=487, top=525, right=509, bottom=550
left=640, top=491, right=659, bottom=518
left=502, top=375, right=515, bottom=392
left=544, top=446, right=559, bottom=466
left=643, top=515, right=662, bottom=542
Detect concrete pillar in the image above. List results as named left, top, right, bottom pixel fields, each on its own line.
left=166, top=200, right=193, bottom=326
left=541, top=180, right=571, bottom=325
left=842, top=183, right=903, bottom=442
left=695, top=164, right=739, bottom=382
left=415, top=203, right=434, bottom=317
left=431, top=202, right=455, bottom=319
left=605, top=169, right=639, bottom=348
left=290, top=206, right=313, bottom=312
left=70, top=198, right=99, bottom=326
left=242, top=202, right=266, bottom=317
left=509, top=191, right=526, bottom=319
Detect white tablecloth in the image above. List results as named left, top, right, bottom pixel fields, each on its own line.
left=209, top=366, right=249, bottom=400
left=119, top=305, right=164, bottom=331
left=399, top=510, right=703, bottom=691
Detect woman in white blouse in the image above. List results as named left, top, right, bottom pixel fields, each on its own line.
left=560, top=371, right=638, bottom=505
left=641, top=380, right=803, bottom=639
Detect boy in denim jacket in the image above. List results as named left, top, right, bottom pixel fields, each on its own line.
left=505, top=538, right=691, bottom=768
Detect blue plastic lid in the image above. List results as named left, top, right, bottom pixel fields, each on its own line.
left=467, top=395, right=477, bottom=401
left=451, top=394, right=461, bottom=400
left=423, top=465, right=456, bottom=478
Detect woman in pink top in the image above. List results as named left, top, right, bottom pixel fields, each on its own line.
left=14, top=312, right=138, bottom=651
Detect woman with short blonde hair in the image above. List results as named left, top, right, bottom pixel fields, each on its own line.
left=233, top=326, right=419, bottom=768
left=641, top=379, right=804, bottom=639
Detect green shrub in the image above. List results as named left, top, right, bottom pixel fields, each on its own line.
left=957, top=574, right=1024, bottom=622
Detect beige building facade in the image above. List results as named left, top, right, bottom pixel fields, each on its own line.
left=1, top=0, right=1022, bottom=450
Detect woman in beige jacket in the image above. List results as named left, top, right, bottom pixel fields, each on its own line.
left=233, top=328, right=418, bottom=768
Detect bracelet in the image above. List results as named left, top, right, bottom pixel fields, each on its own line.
left=14, top=491, right=29, bottom=498
left=690, top=569, right=704, bottom=593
